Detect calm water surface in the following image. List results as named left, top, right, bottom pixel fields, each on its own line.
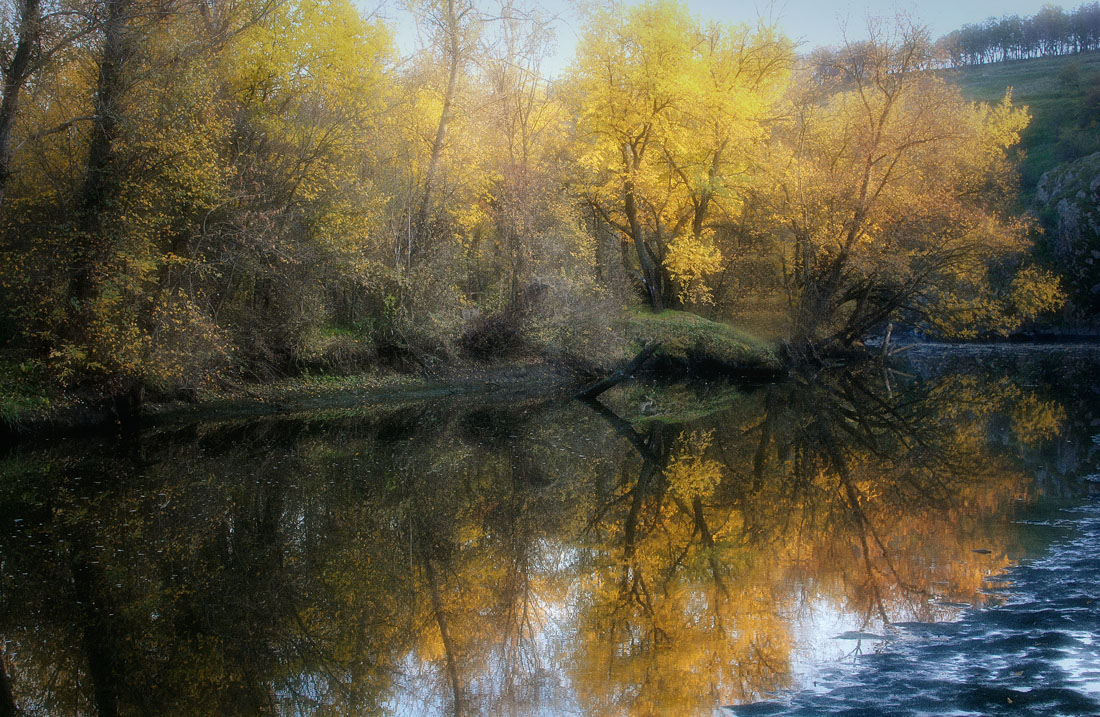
left=1, top=348, right=1099, bottom=715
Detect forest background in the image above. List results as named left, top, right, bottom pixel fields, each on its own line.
left=1, top=0, right=1096, bottom=420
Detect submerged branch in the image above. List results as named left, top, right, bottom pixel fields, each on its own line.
left=574, top=341, right=661, bottom=401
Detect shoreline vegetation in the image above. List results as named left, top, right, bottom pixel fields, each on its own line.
left=2, top=309, right=785, bottom=436
left=4, top=0, right=1099, bottom=437
left=8, top=311, right=1099, bottom=439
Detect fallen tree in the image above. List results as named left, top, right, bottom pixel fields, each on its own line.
left=574, top=341, right=661, bottom=400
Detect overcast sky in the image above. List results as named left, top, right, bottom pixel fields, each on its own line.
left=375, top=0, right=1072, bottom=74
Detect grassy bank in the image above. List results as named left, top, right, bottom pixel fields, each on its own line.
left=0, top=360, right=58, bottom=428
left=149, top=361, right=575, bottom=427
left=0, top=359, right=577, bottom=436
left=625, top=309, right=782, bottom=373
left=946, top=51, right=1100, bottom=193
left=1, top=309, right=781, bottom=435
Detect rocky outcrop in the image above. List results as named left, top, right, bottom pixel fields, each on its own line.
left=1035, top=152, right=1100, bottom=316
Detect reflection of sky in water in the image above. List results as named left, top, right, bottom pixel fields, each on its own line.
left=733, top=501, right=1100, bottom=715
left=1056, top=633, right=1100, bottom=696
left=381, top=517, right=1033, bottom=712
left=387, top=540, right=586, bottom=716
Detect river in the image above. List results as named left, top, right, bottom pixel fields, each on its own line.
left=0, top=347, right=1098, bottom=715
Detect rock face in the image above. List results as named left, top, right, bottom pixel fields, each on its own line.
left=1035, top=152, right=1100, bottom=316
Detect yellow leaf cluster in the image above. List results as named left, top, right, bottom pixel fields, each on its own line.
left=663, top=234, right=723, bottom=304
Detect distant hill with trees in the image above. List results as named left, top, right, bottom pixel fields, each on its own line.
left=937, top=2, right=1100, bottom=67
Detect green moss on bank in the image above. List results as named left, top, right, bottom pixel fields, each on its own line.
left=163, top=361, right=569, bottom=424
left=3, top=309, right=779, bottom=435
left=607, top=382, right=758, bottom=426
left=0, top=359, right=56, bottom=427
left=625, top=309, right=781, bottom=370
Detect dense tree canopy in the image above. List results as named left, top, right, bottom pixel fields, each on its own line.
left=0, top=0, right=1065, bottom=404
left=565, top=0, right=791, bottom=309
left=757, top=24, right=1061, bottom=352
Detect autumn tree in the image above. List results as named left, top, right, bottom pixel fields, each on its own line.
left=210, top=0, right=397, bottom=369
left=404, top=0, right=480, bottom=265
left=0, top=0, right=398, bottom=395
left=754, top=22, right=1062, bottom=354
left=478, top=0, right=559, bottom=299
left=376, top=0, right=621, bottom=365
left=660, top=21, right=790, bottom=306
left=566, top=0, right=790, bottom=310
left=0, top=0, right=94, bottom=209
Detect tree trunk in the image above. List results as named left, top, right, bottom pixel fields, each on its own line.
left=623, top=175, right=664, bottom=311
left=0, top=0, right=42, bottom=211
left=412, top=0, right=461, bottom=264
left=422, top=555, right=465, bottom=716
left=69, top=534, right=122, bottom=717
left=574, top=341, right=661, bottom=400
left=70, top=0, right=132, bottom=307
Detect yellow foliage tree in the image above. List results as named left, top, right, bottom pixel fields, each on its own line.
left=754, top=22, right=1063, bottom=351
left=566, top=0, right=791, bottom=310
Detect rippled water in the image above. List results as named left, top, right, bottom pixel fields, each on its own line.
left=1, top=348, right=1098, bottom=715
left=731, top=501, right=1100, bottom=716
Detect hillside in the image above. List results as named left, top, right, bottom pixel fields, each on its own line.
left=945, top=51, right=1100, bottom=325
left=945, top=51, right=1100, bottom=193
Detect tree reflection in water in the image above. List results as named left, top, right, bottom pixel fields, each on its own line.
left=0, top=359, right=1087, bottom=715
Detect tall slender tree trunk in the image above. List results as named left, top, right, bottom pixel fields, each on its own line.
left=422, top=554, right=465, bottom=715
left=71, top=0, right=132, bottom=308
left=69, top=536, right=122, bottom=717
left=412, top=0, right=461, bottom=265
left=0, top=0, right=41, bottom=211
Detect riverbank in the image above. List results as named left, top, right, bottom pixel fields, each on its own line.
left=1, top=309, right=784, bottom=439
left=0, top=360, right=578, bottom=441
left=12, top=323, right=1100, bottom=440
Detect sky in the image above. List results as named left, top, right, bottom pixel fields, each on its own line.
left=375, top=0, right=1071, bottom=75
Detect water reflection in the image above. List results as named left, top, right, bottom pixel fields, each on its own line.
left=0, top=357, right=1094, bottom=715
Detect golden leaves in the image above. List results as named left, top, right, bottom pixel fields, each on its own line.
left=663, top=233, right=723, bottom=305
left=665, top=429, right=724, bottom=500
left=751, top=30, right=1055, bottom=341
left=1010, top=266, right=1066, bottom=320
left=566, top=1, right=792, bottom=302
